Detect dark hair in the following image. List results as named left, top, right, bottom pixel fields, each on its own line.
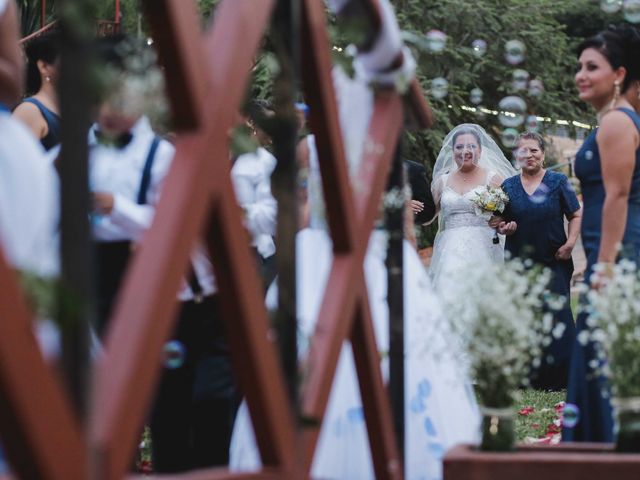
left=577, top=25, right=640, bottom=93
left=24, top=31, right=60, bottom=95
left=451, top=127, right=481, bottom=147
left=518, top=132, right=545, bottom=152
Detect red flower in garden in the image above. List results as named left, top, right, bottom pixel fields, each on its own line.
left=138, top=460, right=152, bottom=474
left=518, top=406, right=535, bottom=416
left=531, top=423, right=540, bottom=429
left=554, top=401, right=565, bottom=414
left=546, top=423, right=561, bottom=435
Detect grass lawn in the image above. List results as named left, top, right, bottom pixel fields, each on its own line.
left=516, top=389, right=565, bottom=443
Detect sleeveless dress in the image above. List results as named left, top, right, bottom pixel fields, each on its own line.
left=564, top=108, right=640, bottom=442
left=429, top=171, right=504, bottom=292
left=502, top=171, right=580, bottom=390
left=21, top=97, right=61, bottom=151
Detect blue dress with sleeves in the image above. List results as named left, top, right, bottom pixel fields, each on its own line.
left=502, top=170, right=580, bottom=390
left=565, top=107, right=640, bottom=442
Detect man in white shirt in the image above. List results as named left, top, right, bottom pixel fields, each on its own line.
left=91, top=35, right=237, bottom=473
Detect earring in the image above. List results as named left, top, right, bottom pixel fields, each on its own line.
left=45, top=76, right=51, bottom=83
left=610, top=80, right=621, bottom=110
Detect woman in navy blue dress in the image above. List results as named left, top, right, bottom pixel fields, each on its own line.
left=13, top=31, right=61, bottom=150
left=502, top=132, right=581, bottom=391
left=565, top=25, right=640, bottom=442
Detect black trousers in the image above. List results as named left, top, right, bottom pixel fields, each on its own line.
left=150, top=295, right=238, bottom=473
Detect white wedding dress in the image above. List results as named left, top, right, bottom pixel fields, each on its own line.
left=429, top=172, right=504, bottom=293
left=229, top=229, right=479, bottom=479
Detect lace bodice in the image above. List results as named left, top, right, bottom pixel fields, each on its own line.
left=438, top=170, right=498, bottom=231
left=440, top=187, right=491, bottom=230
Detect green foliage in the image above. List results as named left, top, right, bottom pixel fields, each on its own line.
left=391, top=0, right=608, bottom=170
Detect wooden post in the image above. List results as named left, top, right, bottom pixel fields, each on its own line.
left=270, top=0, right=301, bottom=416
left=58, top=0, right=94, bottom=422
left=386, top=142, right=405, bottom=459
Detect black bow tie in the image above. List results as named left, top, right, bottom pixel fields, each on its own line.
left=94, top=129, right=134, bottom=149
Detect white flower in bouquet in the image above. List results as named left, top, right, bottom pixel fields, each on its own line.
left=439, top=258, right=556, bottom=408
left=469, top=185, right=510, bottom=220
left=582, top=260, right=640, bottom=398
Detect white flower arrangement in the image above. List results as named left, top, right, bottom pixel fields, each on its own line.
left=469, top=185, right=510, bottom=220
left=439, top=258, right=558, bottom=408
left=580, top=260, right=640, bottom=398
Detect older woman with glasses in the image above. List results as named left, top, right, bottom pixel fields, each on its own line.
left=500, top=132, right=582, bottom=391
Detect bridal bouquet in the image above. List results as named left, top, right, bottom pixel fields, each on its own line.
left=470, top=185, right=509, bottom=220
left=470, top=185, right=509, bottom=244
left=439, top=258, right=560, bottom=450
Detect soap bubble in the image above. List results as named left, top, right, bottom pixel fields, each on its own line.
left=430, top=77, right=449, bottom=99
left=601, top=0, right=622, bottom=13
left=505, top=40, right=526, bottom=65
left=425, top=30, right=447, bottom=53
left=501, top=128, right=520, bottom=148
left=163, top=340, right=186, bottom=369
left=471, top=39, right=487, bottom=57
left=562, top=403, right=580, bottom=428
left=530, top=183, right=550, bottom=204
left=512, top=69, right=530, bottom=91
left=498, top=96, right=527, bottom=127
left=623, top=0, right=640, bottom=22
left=526, top=115, right=539, bottom=132
left=470, top=87, right=483, bottom=105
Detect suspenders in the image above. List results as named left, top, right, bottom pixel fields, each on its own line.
left=136, top=135, right=204, bottom=302
left=137, top=136, right=161, bottom=205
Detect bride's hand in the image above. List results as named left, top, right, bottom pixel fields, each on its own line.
left=497, top=221, right=517, bottom=235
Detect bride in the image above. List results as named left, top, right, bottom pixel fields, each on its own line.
left=429, top=124, right=517, bottom=292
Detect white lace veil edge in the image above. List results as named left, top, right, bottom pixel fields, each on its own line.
left=430, top=124, right=517, bottom=197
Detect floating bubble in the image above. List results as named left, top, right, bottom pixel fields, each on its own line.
left=585, top=150, right=594, bottom=161
left=623, top=0, right=640, bottom=22
left=471, top=39, right=487, bottom=57
left=470, top=87, right=483, bottom=105
left=425, top=30, right=447, bottom=53
left=562, top=403, right=580, bottom=428
left=528, top=79, right=545, bottom=97
left=498, top=96, right=527, bottom=127
left=501, top=128, right=520, bottom=148
left=512, top=69, right=530, bottom=91
left=526, top=115, right=539, bottom=132
left=163, top=340, right=186, bottom=369
left=530, top=183, right=550, bottom=204
left=505, top=39, right=526, bottom=65
left=601, top=0, right=622, bottom=13
left=430, top=77, right=449, bottom=99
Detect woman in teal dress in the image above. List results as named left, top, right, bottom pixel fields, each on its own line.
left=565, top=25, right=640, bottom=442
left=502, top=132, right=581, bottom=391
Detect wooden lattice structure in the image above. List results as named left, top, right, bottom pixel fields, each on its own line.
left=0, top=0, right=433, bottom=479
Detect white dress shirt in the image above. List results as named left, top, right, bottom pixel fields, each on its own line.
left=231, top=147, right=277, bottom=258
left=89, top=116, right=217, bottom=300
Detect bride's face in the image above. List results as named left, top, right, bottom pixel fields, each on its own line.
left=453, top=133, right=481, bottom=170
